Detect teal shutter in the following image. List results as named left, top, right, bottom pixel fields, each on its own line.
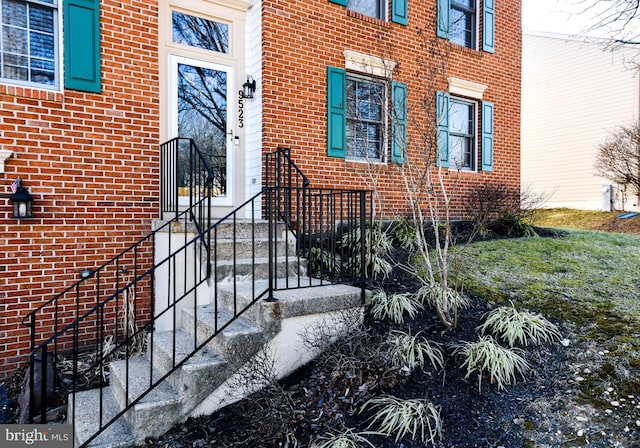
left=437, top=0, right=450, bottom=38
left=327, top=67, right=346, bottom=158
left=436, top=91, right=449, bottom=168
left=328, top=0, right=347, bottom=5
left=64, top=0, right=101, bottom=93
left=481, top=101, right=494, bottom=171
left=483, top=0, right=495, bottom=53
left=391, top=0, right=408, bottom=25
left=391, top=82, right=407, bottom=164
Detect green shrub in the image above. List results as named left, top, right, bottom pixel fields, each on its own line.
left=477, top=304, right=561, bottom=347
left=341, top=222, right=393, bottom=279
left=369, top=290, right=423, bottom=324
left=387, top=330, right=444, bottom=372
left=362, top=396, right=441, bottom=445
left=454, top=336, right=530, bottom=391
left=311, top=428, right=377, bottom=448
left=390, top=217, right=418, bottom=251
left=416, top=283, right=471, bottom=310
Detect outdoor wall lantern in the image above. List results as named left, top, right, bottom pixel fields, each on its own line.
left=242, top=75, right=256, bottom=99
left=10, top=178, right=33, bottom=219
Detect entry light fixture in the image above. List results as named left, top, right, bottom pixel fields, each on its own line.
left=9, top=177, right=33, bottom=219
left=242, top=75, right=256, bottom=99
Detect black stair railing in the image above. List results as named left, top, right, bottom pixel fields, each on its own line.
left=264, top=147, right=372, bottom=298
left=19, top=142, right=372, bottom=447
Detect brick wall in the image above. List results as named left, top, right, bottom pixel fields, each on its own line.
left=262, top=0, right=522, bottom=220
left=0, top=0, right=160, bottom=379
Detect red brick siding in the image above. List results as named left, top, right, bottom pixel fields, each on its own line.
left=262, top=0, right=521, bottom=220
left=0, top=0, right=160, bottom=378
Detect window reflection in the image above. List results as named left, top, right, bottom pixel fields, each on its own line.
left=172, top=11, right=229, bottom=54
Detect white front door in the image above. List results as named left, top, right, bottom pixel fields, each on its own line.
left=170, top=55, right=234, bottom=206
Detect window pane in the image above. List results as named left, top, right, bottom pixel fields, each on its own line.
left=450, top=136, right=472, bottom=169
left=450, top=9, right=473, bottom=47
left=452, top=0, right=474, bottom=8
left=29, top=4, right=53, bottom=33
left=30, top=31, right=53, bottom=58
left=347, top=0, right=383, bottom=20
left=3, top=52, right=27, bottom=79
left=172, top=11, right=229, bottom=54
left=450, top=101, right=472, bottom=134
left=3, top=26, right=27, bottom=53
left=3, top=0, right=26, bottom=27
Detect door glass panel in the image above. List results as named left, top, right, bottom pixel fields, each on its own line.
left=177, top=62, right=227, bottom=198
left=172, top=11, right=229, bottom=54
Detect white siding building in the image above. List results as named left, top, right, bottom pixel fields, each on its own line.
left=521, top=32, right=640, bottom=211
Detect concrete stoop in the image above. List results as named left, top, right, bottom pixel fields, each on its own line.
left=70, top=279, right=364, bottom=448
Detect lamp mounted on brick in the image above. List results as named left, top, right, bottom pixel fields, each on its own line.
left=241, top=75, right=256, bottom=99
left=9, top=177, right=33, bottom=219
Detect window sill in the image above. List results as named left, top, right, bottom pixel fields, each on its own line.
left=346, top=10, right=391, bottom=28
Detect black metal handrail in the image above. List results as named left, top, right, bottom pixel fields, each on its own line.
left=264, top=147, right=309, bottom=237
left=20, top=143, right=372, bottom=447
left=160, top=137, right=215, bottom=262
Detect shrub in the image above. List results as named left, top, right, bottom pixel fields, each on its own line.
left=341, top=222, right=393, bottom=279
left=477, top=304, right=561, bottom=347
left=454, top=336, right=530, bottom=391
left=362, top=396, right=441, bottom=445
left=387, top=330, right=444, bottom=372
left=311, top=428, right=377, bottom=448
left=369, top=290, right=423, bottom=324
left=390, top=217, right=418, bottom=251
left=416, top=283, right=471, bottom=311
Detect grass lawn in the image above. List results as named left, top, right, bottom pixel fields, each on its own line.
left=534, top=207, right=640, bottom=234
left=456, top=225, right=640, bottom=444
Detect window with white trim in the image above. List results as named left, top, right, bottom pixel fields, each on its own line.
left=437, top=0, right=494, bottom=53
left=0, top=0, right=58, bottom=87
left=346, top=74, right=386, bottom=161
left=449, top=97, right=476, bottom=170
left=450, top=0, right=476, bottom=48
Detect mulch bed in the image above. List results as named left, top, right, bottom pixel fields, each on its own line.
left=5, top=223, right=630, bottom=447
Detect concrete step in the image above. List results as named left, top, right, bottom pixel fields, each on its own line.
left=69, top=387, right=134, bottom=448
left=181, top=306, right=265, bottom=368
left=151, top=329, right=230, bottom=409
left=217, top=278, right=365, bottom=323
left=154, top=219, right=285, bottom=239
left=108, top=358, right=183, bottom=439
left=210, top=255, right=307, bottom=282
left=210, top=237, right=294, bottom=260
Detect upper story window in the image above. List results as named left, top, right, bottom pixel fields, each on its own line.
left=347, top=0, right=386, bottom=21
left=1, top=0, right=58, bottom=87
left=328, top=0, right=408, bottom=25
left=346, top=74, right=386, bottom=161
left=437, top=0, right=494, bottom=53
left=172, top=11, right=229, bottom=54
left=450, top=0, right=476, bottom=48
